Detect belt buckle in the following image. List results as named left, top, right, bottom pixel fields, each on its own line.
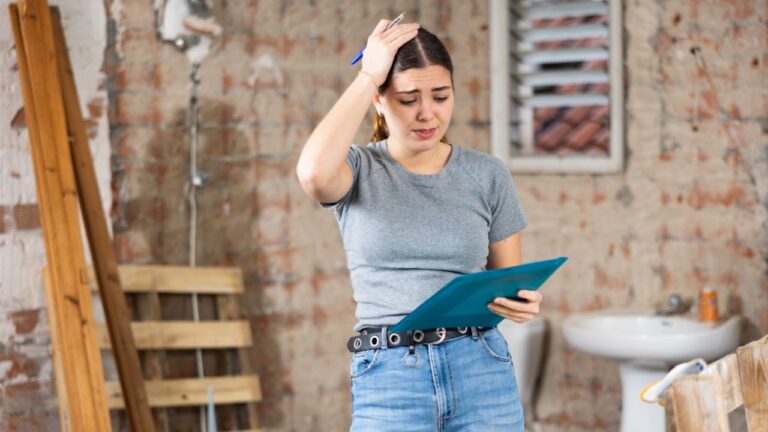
left=427, top=327, right=447, bottom=345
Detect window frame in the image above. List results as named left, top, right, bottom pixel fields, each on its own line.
left=490, top=0, right=625, bottom=174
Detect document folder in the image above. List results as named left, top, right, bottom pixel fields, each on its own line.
left=391, top=257, right=567, bottom=332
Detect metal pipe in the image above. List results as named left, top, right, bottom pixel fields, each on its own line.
left=187, top=61, right=209, bottom=432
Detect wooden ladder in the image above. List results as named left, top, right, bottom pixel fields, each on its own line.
left=661, top=335, right=768, bottom=432
left=92, top=265, right=262, bottom=431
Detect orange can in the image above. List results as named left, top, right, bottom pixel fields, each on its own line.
left=699, top=287, right=719, bottom=322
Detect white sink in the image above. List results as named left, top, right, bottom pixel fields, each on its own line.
left=561, top=311, right=742, bottom=432
left=562, top=311, right=741, bottom=365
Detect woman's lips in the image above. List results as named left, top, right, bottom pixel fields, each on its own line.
left=414, top=128, right=436, bottom=139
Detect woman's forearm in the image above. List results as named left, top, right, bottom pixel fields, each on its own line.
left=296, top=73, right=377, bottom=187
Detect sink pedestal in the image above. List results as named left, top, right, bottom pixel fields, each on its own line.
left=619, top=363, right=666, bottom=432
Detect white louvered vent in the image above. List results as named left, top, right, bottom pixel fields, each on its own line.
left=491, top=0, right=623, bottom=173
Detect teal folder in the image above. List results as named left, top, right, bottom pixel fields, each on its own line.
left=390, top=257, right=567, bottom=332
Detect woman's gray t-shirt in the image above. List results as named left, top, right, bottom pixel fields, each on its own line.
left=322, top=140, right=527, bottom=331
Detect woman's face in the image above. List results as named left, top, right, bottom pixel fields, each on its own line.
left=375, top=65, right=454, bottom=153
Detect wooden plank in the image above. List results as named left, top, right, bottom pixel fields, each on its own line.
left=217, top=294, right=260, bottom=429
left=669, top=375, right=731, bottom=432
left=737, top=336, right=768, bottom=431
left=105, top=375, right=263, bottom=409
left=8, top=8, right=81, bottom=428
left=664, top=398, right=678, bottom=432
left=11, top=12, right=74, bottom=422
left=135, top=292, right=171, bottom=431
left=48, top=7, right=155, bottom=432
left=11, top=1, right=110, bottom=429
left=89, top=265, right=244, bottom=294
left=701, top=351, right=743, bottom=413
left=43, top=267, right=70, bottom=430
left=97, top=321, right=253, bottom=350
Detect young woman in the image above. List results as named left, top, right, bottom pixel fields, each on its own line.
left=296, top=19, right=542, bottom=431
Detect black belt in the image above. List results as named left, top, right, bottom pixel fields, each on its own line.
left=347, top=326, right=492, bottom=354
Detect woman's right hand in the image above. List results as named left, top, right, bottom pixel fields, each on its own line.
left=360, top=20, right=420, bottom=87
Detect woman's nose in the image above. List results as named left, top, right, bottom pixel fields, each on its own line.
left=417, top=100, right=435, bottom=121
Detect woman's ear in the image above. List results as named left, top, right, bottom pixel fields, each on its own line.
left=372, top=93, right=383, bottom=116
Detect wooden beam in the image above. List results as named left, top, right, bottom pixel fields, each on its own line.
left=10, top=1, right=110, bottom=429
left=701, top=351, right=743, bottom=413
left=48, top=7, right=155, bottom=431
left=217, top=294, right=260, bottom=429
left=42, top=267, right=70, bottom=430
left=90, top=265, right=244, bottom=294
left=105, top=375, right=263, bottom=409
left=135, top=291, right=171, bottom=430
left=737, top=335, right=768, bottom=431
left=97, top=321, right=253, bottom=349
left=668, top=375, right=730, bottom=432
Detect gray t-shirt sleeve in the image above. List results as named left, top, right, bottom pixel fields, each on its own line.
left=488, top=161, right=528, bottom=243
left=320, top=144, right=362, bottom=210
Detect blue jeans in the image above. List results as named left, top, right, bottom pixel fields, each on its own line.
left=349, top=327, right=524, bottom=431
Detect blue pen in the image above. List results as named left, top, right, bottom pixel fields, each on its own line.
left=350, top=12, right=407, bottom=65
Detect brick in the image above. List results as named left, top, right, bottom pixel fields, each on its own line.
left=113, top=126, right=188, bottom=160
left=718, top=88, right=768, bottom=118
left=196, top=92, right=251, bottom=127
left=254, top=125, right=311, bottom=159
left=687, top=181, right=758, bottom=210
left=114, top=93, right=186, bottom=126
left=722, top=23, right=768, bottom=55
left=196, top=126, right=257, bottom=158
left=118, top=28, right=161, bottom=62
left=658, top=1, right=690, bottom=29
left=8, top=309, right=39, bottom=335
left=151, top=59, right=190, bottom=94
left=216, top=0, right=260, bottom=32
left=112, top=61, right=155, bottom=93
left=656, top=34, right=733, bottom=87
left=114, top=160, right=187, bottom=202
left=116, top=0, right=156, bottom=30
left=113, top=230, right=153, bottom=263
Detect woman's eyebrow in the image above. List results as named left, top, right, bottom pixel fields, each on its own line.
left=394, top=86, right=452, bottom=95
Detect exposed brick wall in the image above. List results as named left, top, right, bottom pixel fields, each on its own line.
left=104, top=1, right=492, bottom=430
left=1, top=0, right=766, bottom=431
left=0, top=0, right=111, bottom=430
left=519, top=1, right=768, bottom=430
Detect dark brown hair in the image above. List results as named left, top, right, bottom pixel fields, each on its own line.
left=371, top=27, right=453, bottom=143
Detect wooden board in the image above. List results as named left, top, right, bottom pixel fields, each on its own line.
left=90, top=264, right=262, bottom=429
left=218, top=293, right=261, bottom=429
left=737, top=336, right=768, bottom=431
left=10, top=1, right=110, bottom=429
left=664, top=335, right=768, bottom=431
left=105, top=375, right=262, bottom=409
left=42, top=267, right=70, bottom=430
left=97, top=321, right=253, bottom=349
left=48, top=6, right=154, bottom=431
left=89, top=265, right=244, bottom=294
left=135, top=291, right=171, bottom=430
left=701, top=351, right=743, bottom=413
left=668, top=375, right=731, bottom=432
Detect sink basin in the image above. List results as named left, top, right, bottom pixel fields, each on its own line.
left=562, top=311, right=742, bottom=432
left=562, top=311, right=741, bottom=365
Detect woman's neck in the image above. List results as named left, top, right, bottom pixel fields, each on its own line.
left=386, top=139, right=452, bottom=175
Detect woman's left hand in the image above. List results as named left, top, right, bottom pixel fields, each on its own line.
left=487, top=290, right=543, bottom=323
